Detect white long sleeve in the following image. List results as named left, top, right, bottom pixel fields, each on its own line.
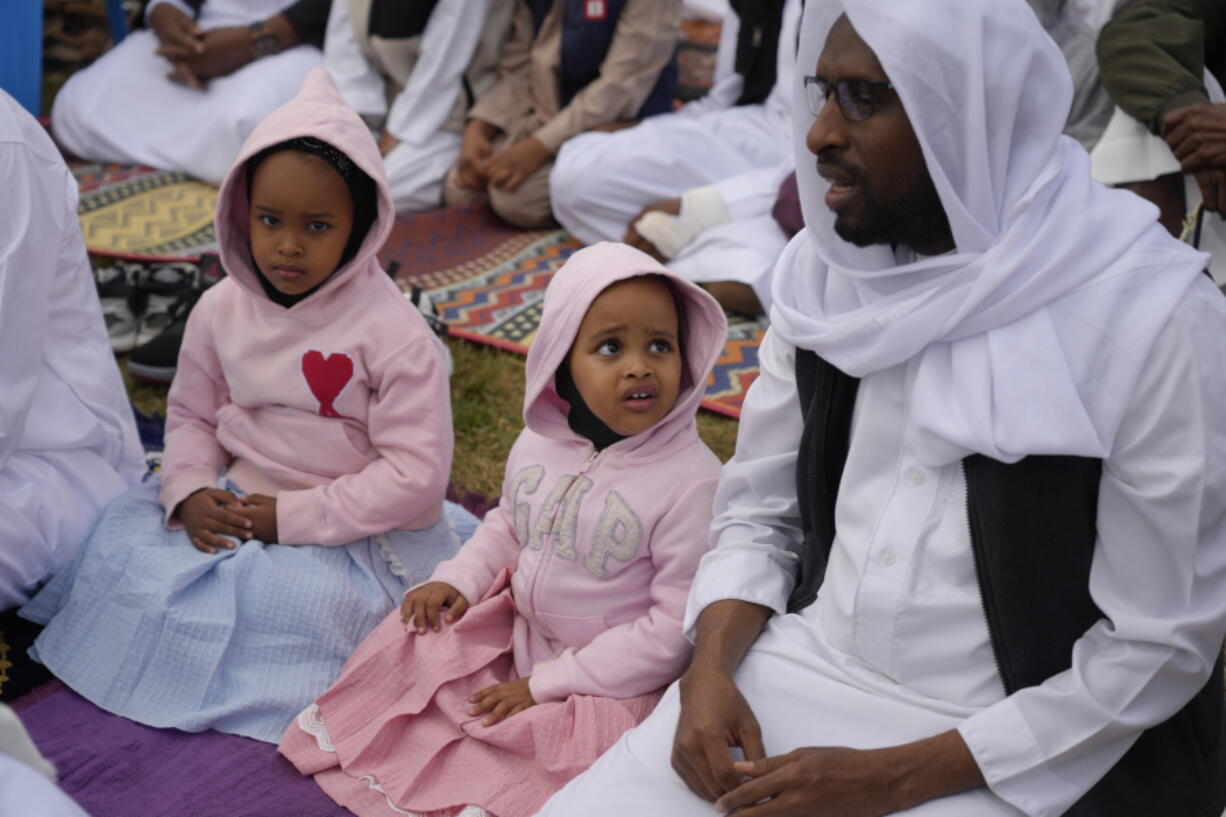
left=384, top=0, right=495, bottom=146
left=322, top=0, right=388, bottom=119
left=961, top=280, right=1226, bottom=816
left=0, top=141, right=63, bottom=471
left=682, top=329, right=802, bottom=638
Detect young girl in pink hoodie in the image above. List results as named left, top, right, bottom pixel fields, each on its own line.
left=278, top=241, right=728, bottom=817
left=20, top=67, right=472, bottom=743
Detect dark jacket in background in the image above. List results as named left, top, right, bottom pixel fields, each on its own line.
left=1097, top=0, right=1226, bottom=133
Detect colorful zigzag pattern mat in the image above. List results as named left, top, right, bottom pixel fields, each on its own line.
left=74, top=162, right=220, bottom=261
left=380, top=206, right=762, bottom=418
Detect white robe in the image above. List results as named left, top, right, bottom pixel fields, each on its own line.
left=0, top=91, right=145, bottom=610
left=324, top=0, right=504, bottom=213
left=50, top=0, right=322, bottom=184
left=537, top=280, right=1226, bottom=816
left=548, top=0, right=799, bottom=309
left=0, top=704, right=87, bottom=817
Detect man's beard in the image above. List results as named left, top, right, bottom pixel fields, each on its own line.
left=834, top=172, right=953, bottom=252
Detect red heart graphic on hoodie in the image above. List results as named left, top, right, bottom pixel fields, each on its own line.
left=301, top=350, right=354, bottom=418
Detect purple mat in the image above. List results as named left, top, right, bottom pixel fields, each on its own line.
left=16, top=681, right=353, bottom=817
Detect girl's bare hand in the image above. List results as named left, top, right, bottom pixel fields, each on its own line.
left=469, top=677, right=535, bottom=726
left=176, top=488, right=252, bottom=554
left=400, top=581, right=469, bottom=633
left=232, top=493, right=278, bottom=543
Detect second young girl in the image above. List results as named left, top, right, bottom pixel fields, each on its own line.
left=22, top=68, right=471, bottom=743
left=279, top=242, right=728, bottom=817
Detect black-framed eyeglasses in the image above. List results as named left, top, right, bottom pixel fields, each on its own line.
left=803, top=76, right=895, bottom=121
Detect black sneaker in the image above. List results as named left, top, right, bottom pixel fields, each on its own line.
left=126, top=284, right=206, bottom=384
left=406, top=284, right=449, bottom=339
left=134, top=262, right=200, bottom=348
left=404, top=284, right=453, bottom=376
left=96, top=262, right=146, bottom=353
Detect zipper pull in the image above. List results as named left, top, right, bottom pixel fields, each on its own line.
left=579, top=446, right=600, bottom=472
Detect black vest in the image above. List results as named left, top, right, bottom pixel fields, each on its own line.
left=527, top=0, right=678, bottom=118
left=793, top=348, right=1226, bottom=815
left=728, top=0, right=787, bottom=106
left=366, top=0, right=439, bottom=38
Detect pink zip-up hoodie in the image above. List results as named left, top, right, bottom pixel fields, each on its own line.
left=157, top=68, right=453, bottom=546
left=430, top=242, right=728, bottom=703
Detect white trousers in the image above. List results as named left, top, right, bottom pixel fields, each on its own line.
left=535, top=619, right=1023, bottom=817
left=549, top=107, right=791, bottom=307
left=550, top=107, right=789, bottom=243
left=0, top=450, right=129, bottom=610
left=383, top=130, right=463, bottom=214
left=51, top=30, right=321, bottom=184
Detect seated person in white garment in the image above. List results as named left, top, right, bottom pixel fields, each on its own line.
left=0, top=705, right=87, bottom=817
left=549, top=0, right=801, bottom=317
left=323, top=0, right=514, bottom=214
left=536, top=2, right=1226, bottom=816
left=0, top=90, right=145, bottom=611
left=51, top=0, right=329, bottom=185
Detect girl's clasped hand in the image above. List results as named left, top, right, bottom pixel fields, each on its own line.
left=178, top=489, right=277, bottom=552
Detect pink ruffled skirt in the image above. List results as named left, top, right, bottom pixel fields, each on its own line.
left=278, top=577, right=662, bottom=817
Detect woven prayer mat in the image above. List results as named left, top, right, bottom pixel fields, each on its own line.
left=73, top=162, right=220, bottom=261
left=380, top=206, right=760, bottom=419
left=15, top=681, right=351, bottom=817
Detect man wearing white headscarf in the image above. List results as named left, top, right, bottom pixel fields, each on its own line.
left=534, top=1, right=1226, bottom=815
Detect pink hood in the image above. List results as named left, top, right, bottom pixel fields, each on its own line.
left=523, top=242, right=728, bottom=458
left=214, top=66, right=396, bottom=318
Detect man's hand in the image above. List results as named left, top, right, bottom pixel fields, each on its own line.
left=1162, top=103, right=1226, bottom=212
left=149, top=3, right=204, bottom=57
left=233, top=493, right=277, bottom=543
left=177, top=488, right=252, bottom=554
left=484, top=137, right=551, bottom=192
left=454, top=120, right=498, bottom=190
left=378, top=130, right=400, bottom=157
left=714, top=747, right=902, bottom=817
left=163, top=26, right=253, bottom=86
left=150, top=3, right=206, bottom=88
left=623, top=198, right=681, bottom=262
left=716, top=730, right=986, bottom=816
left=671, top=665, right=766, bottom=801
left=469, top=677, right=535, bottom=726
left=400, top=581, right=469, bottom=633
left=671, top=599, right=773, bottom=801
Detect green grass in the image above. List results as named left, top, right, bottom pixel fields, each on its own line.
left=121, top=336, right=739, bottom=500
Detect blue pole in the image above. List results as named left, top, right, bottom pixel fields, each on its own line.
left=0, top=0, right=44, bottom=116
left=104, top=0, right=127, bottom=45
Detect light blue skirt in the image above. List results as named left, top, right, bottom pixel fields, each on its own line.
left=20, top=475, right=480, bottom=743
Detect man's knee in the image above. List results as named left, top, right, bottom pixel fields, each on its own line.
left=442, top=165, right=489, bottom=208
left=489, top=174, right=556, bottom=229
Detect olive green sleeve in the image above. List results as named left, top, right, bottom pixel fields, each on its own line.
left=1096, top=0, right=1226, bottom=134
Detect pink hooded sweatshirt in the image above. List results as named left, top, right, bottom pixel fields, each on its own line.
left=429, top=242, right=727, bottom=704
left=157, top=68, right=453, bottom=546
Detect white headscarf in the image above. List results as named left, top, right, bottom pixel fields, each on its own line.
left=771, top=0, right=1210, bottom=466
